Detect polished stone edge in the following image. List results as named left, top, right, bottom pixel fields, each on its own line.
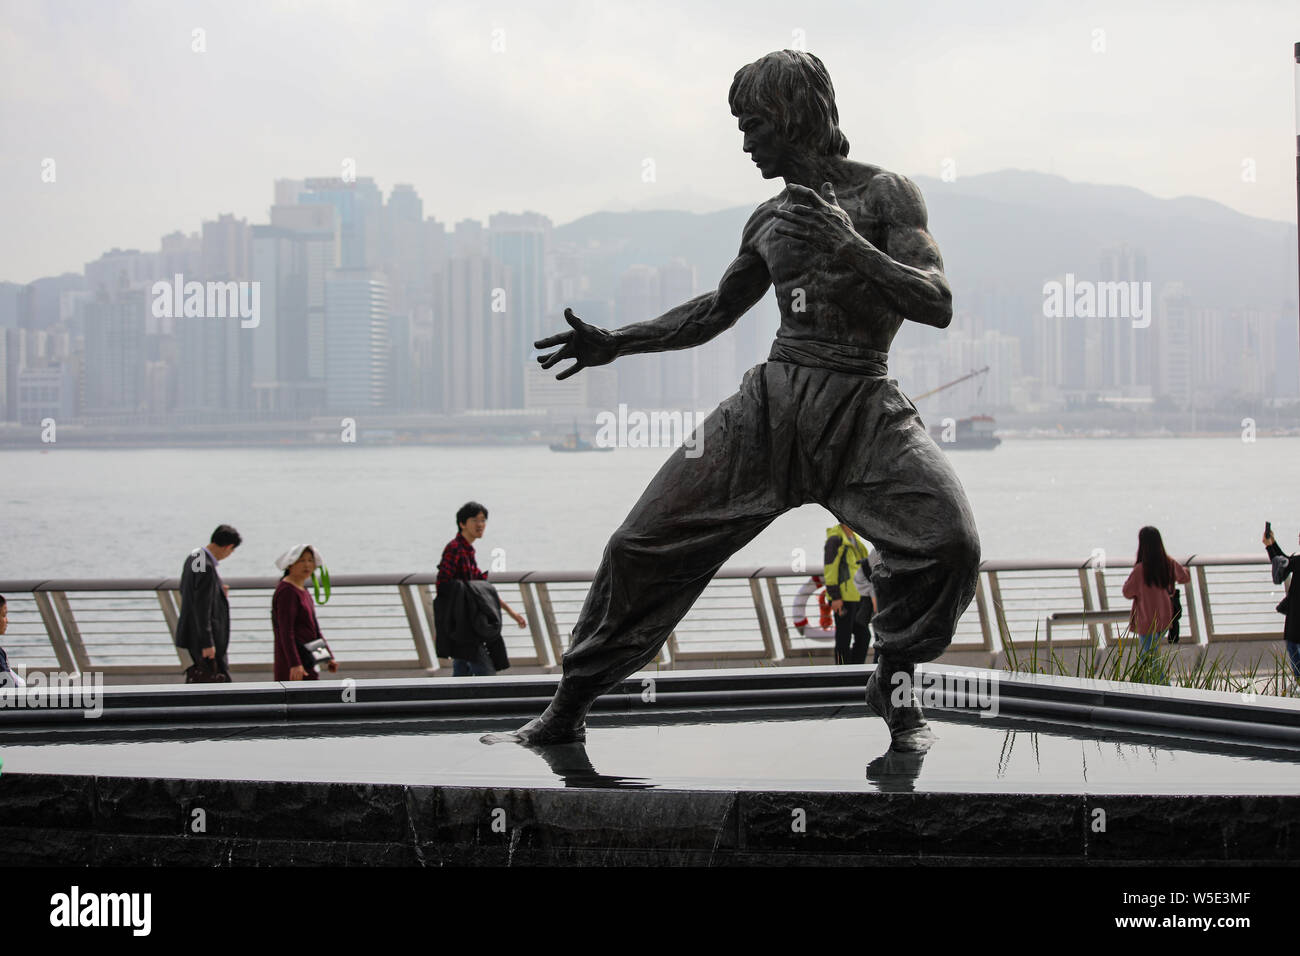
left=1, top=774, right=1296, bottom=866
left=1, top=666, right=1295, bottom=749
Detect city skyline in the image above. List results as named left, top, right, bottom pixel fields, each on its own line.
left=3, top=0, right=1300, bottom=284
left=2, top=162, right=1295, bottom=434
left=6, top=161, right=1300, bottom=287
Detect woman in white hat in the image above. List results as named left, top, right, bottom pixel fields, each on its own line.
left=271, top=544, right=336, bottom=681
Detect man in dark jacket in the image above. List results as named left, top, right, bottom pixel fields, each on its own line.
left=1264, top=526, right=1300, bottom=683
left=0, top=594, right=23, bottom=687
left=176, top=525, right=241, bottom=679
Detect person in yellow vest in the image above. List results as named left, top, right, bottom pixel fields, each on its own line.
left=824, top=523, right=872, bottom=665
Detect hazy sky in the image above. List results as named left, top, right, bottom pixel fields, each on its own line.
left=2, top=0, right=1299, bottom=283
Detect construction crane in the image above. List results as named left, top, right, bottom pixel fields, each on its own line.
left=912, top=366, right=990, bottom=402
left=913, top=366, right=1000, bottom=450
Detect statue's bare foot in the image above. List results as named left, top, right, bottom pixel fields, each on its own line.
left=888, top=724, right=937, bottom=753
left=481, top=677, right=599, bottom=746
left=866, top=663, right=937, bottom=753
left=480, top=714, right=586, bottom=747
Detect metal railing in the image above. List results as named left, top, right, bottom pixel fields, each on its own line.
left=0, top=554, right=1289, bottom=683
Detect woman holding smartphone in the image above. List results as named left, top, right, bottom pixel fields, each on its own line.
left=1121, top=526, right=1190, bottom=682
left=1263, top=523, right=1300, bottom=685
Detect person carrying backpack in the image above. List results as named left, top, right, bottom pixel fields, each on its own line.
left=824, top=522, right=872, bottom=665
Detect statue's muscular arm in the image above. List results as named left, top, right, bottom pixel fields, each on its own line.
left=839, top=172, right=952, bottom=329
left=535, top=204, right=774, bottom=380
left=612, top=205, right=774, bottom=356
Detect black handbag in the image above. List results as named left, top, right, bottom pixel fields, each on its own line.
left=184, top=658, right=231, bottom=683
left=1166, top=585, right=1183, bottom=644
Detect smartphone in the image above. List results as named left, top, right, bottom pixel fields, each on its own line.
left=1265, top=521, right=1272, bottom=539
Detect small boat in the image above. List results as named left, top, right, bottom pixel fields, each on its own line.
left=549, top=422, right=613, bottom=453
left=930, top=415, right=1001, bottom=450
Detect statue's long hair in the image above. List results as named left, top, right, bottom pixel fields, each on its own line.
left=728, top=50, right=850, bottom=158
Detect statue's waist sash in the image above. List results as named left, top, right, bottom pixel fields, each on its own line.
left=767, top=338, right=889, bottom=377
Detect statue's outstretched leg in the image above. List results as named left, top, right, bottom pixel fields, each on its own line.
left=491, top=367, right=790, bottom=746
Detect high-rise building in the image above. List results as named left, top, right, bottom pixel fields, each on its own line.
left=1155, top=282, right=1193, bottom=408
left=0, top=329, right=20, bottom=420
left=409, top=216, right=451, bottom=411
left=296, top=176, right=384, bottom=270
left=387, top=311, right=413, bottom=410
left=381, top=184, right=427, bottom=317
left=202, top=214, right=251, bottom=280
left=172, top=215, right=258, bottom=415
left=176, top=311, right=246, bottom=415
left=657, top=258, right=697, bottom=408
left=489, top=212, right=552, bottom=408
left=436, top=229, right=513, bottom=412
left=83, top=288, right=148, bottom=413
left=159, top=231, right=203, bottom=281
left=1274, top=304, right=1299, bottom=397
left=1098, top=245, right=1150, bottom=389
left=274, top=179, right=305, bottom=207
left=248, top=224, right=335, bottom=413
left=614, top=265, right=661, bottom=408
left=325, top=270, right=389, bottom=411
left=16, top=362, right=77, bottom=425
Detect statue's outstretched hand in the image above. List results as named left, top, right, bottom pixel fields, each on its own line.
left=535, top=307, right=619, bottom=380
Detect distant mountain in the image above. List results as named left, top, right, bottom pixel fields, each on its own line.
left=594, top=187, right=745, bottom=215
left=912, top=169, right=1296, bottom=315
left=0, top=273, right=86, bottom=330
left=556, top=170, right=1298, bottom=352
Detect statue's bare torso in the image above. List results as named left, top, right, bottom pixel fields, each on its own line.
left=749, top=157, right=913, bottom=354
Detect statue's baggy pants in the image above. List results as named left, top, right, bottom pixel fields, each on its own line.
left=552, top=349, right=982, bottom=713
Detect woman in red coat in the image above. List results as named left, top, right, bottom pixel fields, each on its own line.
left=1121, top=526, right=1190, bottom=682
left=271, top=545, right=336, bottom=681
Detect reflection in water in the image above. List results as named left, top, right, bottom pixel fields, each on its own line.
left=480, top=735, right=655, bottom=789
left=865, top=747, right=927, bottom=792
left=993, top=729, right=1217, bottom=788
left=996, top=731, right=1047, bottom=779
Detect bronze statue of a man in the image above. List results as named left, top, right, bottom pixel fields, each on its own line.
left=513, top=50, right=981, bottom=752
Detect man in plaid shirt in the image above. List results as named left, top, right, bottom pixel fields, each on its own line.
left=436, top=501, right=526, bottom=676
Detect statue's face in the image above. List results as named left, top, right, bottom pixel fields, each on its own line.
left=737, top=111, right=790, bottom=180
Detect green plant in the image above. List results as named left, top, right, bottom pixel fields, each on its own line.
left=1000, top=618, right=1292, bottom=695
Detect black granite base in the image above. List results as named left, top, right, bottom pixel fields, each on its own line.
left=2, top=772, right=1295, bottom=866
